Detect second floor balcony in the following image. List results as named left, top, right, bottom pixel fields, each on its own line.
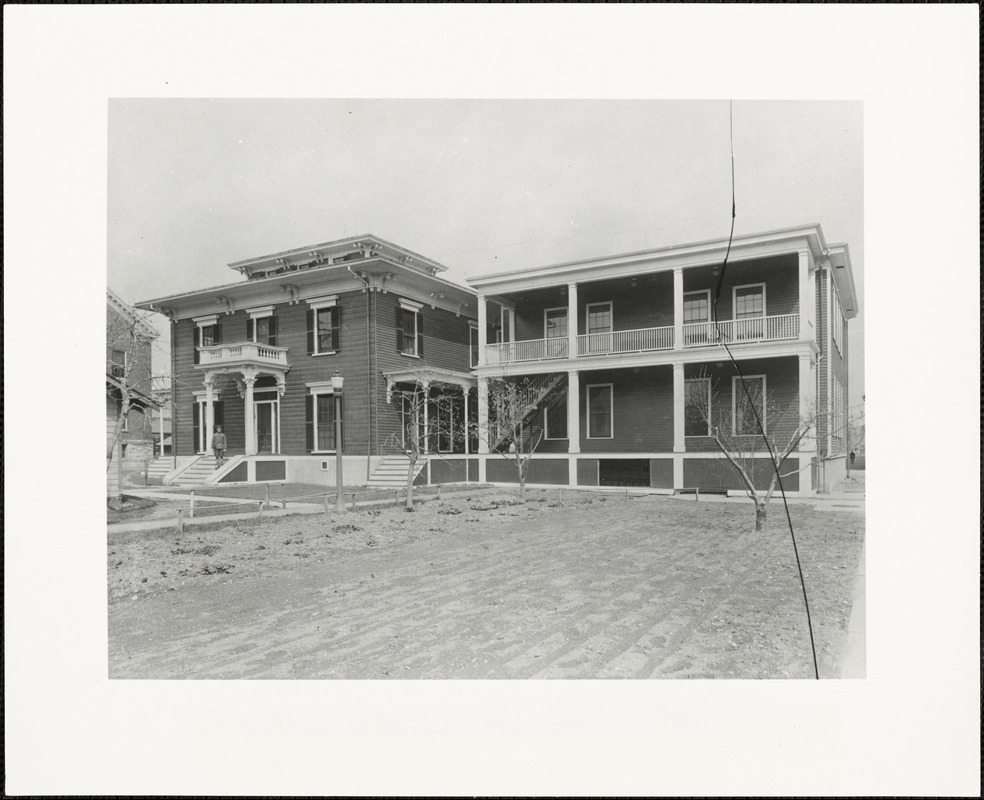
left=484, top=313, right=800, bottom=365
left=196, top=341, right=290, bottom=370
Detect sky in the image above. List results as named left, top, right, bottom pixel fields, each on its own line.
left=108, top=99, right=864, bottom=405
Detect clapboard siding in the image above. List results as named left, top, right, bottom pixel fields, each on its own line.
left=577, top=365, right=674, bottom=453
left=683, top=356, right=799, bottom=453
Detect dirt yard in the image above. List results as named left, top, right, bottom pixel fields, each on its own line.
left=108, top=489, right=864, bottom=679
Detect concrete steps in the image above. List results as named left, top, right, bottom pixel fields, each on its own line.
left=171, top=455, right=220, bottom=487
left=367, top=455, right=423, bottom=489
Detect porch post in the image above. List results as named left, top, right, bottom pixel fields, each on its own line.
left=204, top=377, right=215, bottom=452
left=462, top=385, right=470, bottom=455
left=567, top=281, right=578, bottom=359
left=798, top=250, right=812, bottom=342
left=673, top=267, right=684, bottom=350
left=567, top=369, right=580, bottom=487
left=243, top=374, right=257, bottom=455
left=477, top=295, right=487, bottom=366
left=421, top=380, right=430, bottom=455
left=477, top=377, right=488, bottom=482
left=673, top=363, right=685, bottom=489
left=158, top=401, right=166, bottom=458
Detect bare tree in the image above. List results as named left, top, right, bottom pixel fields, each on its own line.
left=106, top=304, right=160, bottom=483
left=382, top=375, right=465, bottom=511
left=687, top=368, right=817, bottom=531
left=475, top=376, right=552, bottom=500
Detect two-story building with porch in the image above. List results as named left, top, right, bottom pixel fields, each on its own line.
left=137, top=235, right=479, bottom=489
left=467, top=224, right=857, bottom=495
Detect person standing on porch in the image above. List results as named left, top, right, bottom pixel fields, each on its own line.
left=212, top=425, right=227, bottom=468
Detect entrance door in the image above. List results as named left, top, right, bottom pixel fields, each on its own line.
left=254, top=400, right=279, bottom=454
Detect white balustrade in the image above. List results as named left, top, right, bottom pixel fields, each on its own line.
left=485, top=337, right=568, bottom=364
left=577, top=326, right=674, bottom=356
left=198, top=341, right=289, bottom=366
left=682, top=314, right=799, bottom=347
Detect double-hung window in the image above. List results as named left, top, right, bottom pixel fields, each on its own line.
left=683, top=290, right=711, bottom=344
left=732, top=375, right=766, bottom=436
left=396, top=299, right=423, bottom=357
left=586, top=383, right=613, bottom=439
left=469, top=322, right=479, bottom=368
left=831, top=287, right=843, bottom=354
left=247, top=306, right=278, bottom=346
left=544, top=307, right=568, bottom=358
left=684, top=377, right=711, bottom=436
left=585, top=302, right=613, bottom=353
left=544, top=400, right=568, bottom=440
left=110, top=348, right=127, bottom=379
left=733, top=284, right=766, bottom=339
left=307, top=296, right=341, bottom=355
left=306, top=382, right=343, bottom=452
left=192, top=314, right=222, bottom=365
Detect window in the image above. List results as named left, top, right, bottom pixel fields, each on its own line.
left=469, top=323, right=479, bottom=368
left=587, top=384, right=613, bottom=439
left=544, top=400, right=568, bottom=440
left=110, top=348, right=127, bottom=378
left=733, top=284, right=766, bottom=319
left=732, top=375, right=766, bottom=436
left=684, top=377, right=711, bottom=436
left=306, top=388, right=342, bottom=452
left=307, top=297, right=341, bottom=355
left=586, top=302, right=613, bottom=334
left=193, top=315, right=221, bottom=365
left=396, top=300, right=423, bottom=357
left=683, top=290, right=711, bottom=324
left=544, top=307, right=568, bottom=339
left=831, top=287, right=843, bottom=354
left=246, top=306, right=277, bottom=346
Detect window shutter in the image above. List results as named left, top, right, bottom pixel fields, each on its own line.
left=213, top=322, right=222, bottom=344
left=247, top=318, right=254, bottom=342
left=305, top=395, right=314, bottom=452
left=416, top=314, right=424, bottom=358
left=192, top=403, right=200, bottom=452
left=307, top=310, right=315, bottom=354
left=268, top=316, right=277, bottom=346
left=193, top=326, right=200, bottom=365
left=332, top=306, right=341, bottom=353
left=214, top=400, right=224, bottom=429
left=395, top=308, right=404, bottom=353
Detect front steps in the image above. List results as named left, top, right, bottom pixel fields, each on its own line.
left=169, top=455, right=220, bottom=487
left=367, top=455, right=424, bottom=489
left=146, top=456, right=193, bottom=483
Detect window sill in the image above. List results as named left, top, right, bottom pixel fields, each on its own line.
left=312, top=450, right=339, bottom=455
left=400, top=352, right=421, bottom=359
left=311, top=351, right=337, bottom=357
left=586, top=435, right=614, bottom=440
left=544, top=436, right=569, bottom=441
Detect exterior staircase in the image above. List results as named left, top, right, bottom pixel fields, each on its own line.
left=491, top=373, right=566, bottom=451
left=367, top=455, right=424, bottom=489
left=169, top=455, right=220, bottom=487
left=146, top=456, right=192, bottom=484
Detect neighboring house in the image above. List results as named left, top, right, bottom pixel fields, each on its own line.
left=136, top=224, right=857, bottom=495
left=137, top=235, right=479, bottom=487
left=107, top=289, right=159, bottom=493
left=468, top=223, right=858, bottom=494
left=151, top=375, right=173, bottom=457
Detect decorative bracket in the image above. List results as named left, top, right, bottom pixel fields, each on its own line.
left=215, top=296, right=235, bottom=315
left=279, top=284, right=300, bottom=304
left=429, top=291, right=445, bottom=309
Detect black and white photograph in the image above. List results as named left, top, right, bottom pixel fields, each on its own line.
left=105, top=98, right=866, bottom=683
left=5, top=5, right=979, bottom=797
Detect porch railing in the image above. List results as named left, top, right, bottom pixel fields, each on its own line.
left=682, top=314, right=799, bottom=347
left=577, top=325, right=674, bottom=356
left=485, top=337, right=569, bottom=365
left=197, top=341, right=290, bottom=366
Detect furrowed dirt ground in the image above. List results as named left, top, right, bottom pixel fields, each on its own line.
left=108, top=489, right=864, bottom=679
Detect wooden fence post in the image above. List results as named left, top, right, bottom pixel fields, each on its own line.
left=177, top=508, right=184, bottom=535
left=265, top=483, right=271, bottom=509
left=189, top=490, right=195, bottom=519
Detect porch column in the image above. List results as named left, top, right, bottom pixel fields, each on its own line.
left=477, top=295, right=487, bottom=366
left=158, top=401, right=166, bottom=458
left=673, top=363, right=685, bottom=490
left=204, top=377, right=215, bottom=451
left=798, top=250, right=812, bottom=342
left=567, top=369, right=580, bottom=454
left=476, top=377, right=489, bottom=454
left=673, top=267, right=684, bottom=350
left=673, top=363, right=686, bottom=453
left=567, top=281, right=578, bottom=359
left=567, top=369, right=580, bottom=487
left=462, top=385, right=470, bottom=455
left=243, top=374, right=257, bottom=455
left=421, top=380, right=430, bottom=454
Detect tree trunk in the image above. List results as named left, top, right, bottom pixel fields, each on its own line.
left=405, top=456, right=416, bottom=510
left=755, top=501, right=767, bottom=531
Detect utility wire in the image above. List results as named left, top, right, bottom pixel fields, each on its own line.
left=711, top=100, right=820, bottom=680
